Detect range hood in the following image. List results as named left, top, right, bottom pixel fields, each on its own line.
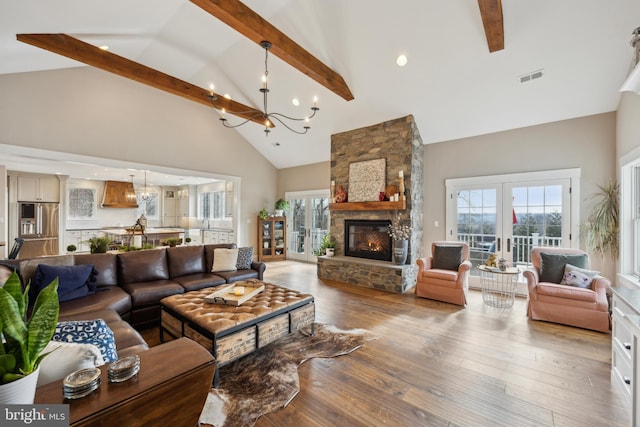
left=101, top=180, right=138, bottom=208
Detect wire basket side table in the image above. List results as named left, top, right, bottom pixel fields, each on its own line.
left=478, top=265, right=520, bottom=308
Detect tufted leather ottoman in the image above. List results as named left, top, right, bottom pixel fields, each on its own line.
left=160, top=279, right=315, bottom=386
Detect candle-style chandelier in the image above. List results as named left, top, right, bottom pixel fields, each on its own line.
left=208, top=41, right=319, bottom=136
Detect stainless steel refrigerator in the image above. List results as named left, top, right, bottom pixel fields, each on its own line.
left=18, top=202, right=59, bottom=258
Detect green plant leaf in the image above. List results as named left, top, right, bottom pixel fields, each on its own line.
left=0, top=285, right=28, bottom=351
left=25, top=278, right=59, bottom=373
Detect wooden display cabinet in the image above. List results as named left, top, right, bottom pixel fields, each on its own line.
left=258, top=216, right=286, bottom=261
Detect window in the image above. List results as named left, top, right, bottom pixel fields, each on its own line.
left=68, top=188, right=96, bottom=219
left=137, top=192, right=158, bottom=220
left=199, top=191, right=226, bottom=220
left=621, top=153, right=640, bottom=285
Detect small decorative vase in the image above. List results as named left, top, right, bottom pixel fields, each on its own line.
left=275, top=209, right=284, bottom=217
left=392, top=239, right=408, bottom=265
left=0, top=367, right=40, bottom=404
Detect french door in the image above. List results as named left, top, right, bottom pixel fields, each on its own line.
left=446, top=169, right=580, bottom=294
left=285, top=190, right=330, bottom=262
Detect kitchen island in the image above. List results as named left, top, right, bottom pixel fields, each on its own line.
left=103, top=227, right=184, bottom=247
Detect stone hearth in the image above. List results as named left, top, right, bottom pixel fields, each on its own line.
left=317, top=115, right=424, bottom=293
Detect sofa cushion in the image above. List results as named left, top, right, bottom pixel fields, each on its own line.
left=59, top=286, right=132, bottom=317
left=212, top=248, right=239, bottom=272
left=167, top=245, right=205, bottom=278
left=431, top=245, right=462, bottom=271
left=214, top=269, right=259, bottom=284
left=535, top=282, right=597, bottom=302
left=172, top=273, right=227, bottom=292
left=37, top=341, right=105, bottom=387
left=74, top=253, right=119, bottom=286
left=53, top=319, right=118, bottom=363
left=34, top=264, right=97, bottom=302
left=560, top=264, right=600, bottom=289
left=122, top=279, right=184, bottom=307
left=118, top=249, right=169, bottom=284
left=539, top=252, right=588, bottom=284
left=236, top=247, right=254, bottom=270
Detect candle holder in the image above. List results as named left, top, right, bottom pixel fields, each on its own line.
left=399, top=176, right=406, bottom=201
left=330, top=181, right=336, bottom=203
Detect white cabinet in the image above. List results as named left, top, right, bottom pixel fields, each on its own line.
left=64, top=229, right=98, bottom=253
left=202, top=229, right=235, bottom=244
left=17, top=175, right=59, bottom=202
left=611, top=288, right=640, bottom=426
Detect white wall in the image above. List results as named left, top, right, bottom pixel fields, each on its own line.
left=0, top=67, right=278, bottom=250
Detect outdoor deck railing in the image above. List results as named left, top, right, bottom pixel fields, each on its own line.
left=457, top=233, right=562, bottom=266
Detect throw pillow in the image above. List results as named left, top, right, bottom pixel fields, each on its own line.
left=539, top=253, right=588, bottom=284
left=53, top=319, right=118, bottom=363
left=212, top=248, right=239, bottom=272
left=560, top=263, right=600, bottom=289
left=37, top=341, right=105, bottom=387
left=34, top=264, right=97, bottom=303
left=432, top=245, right=463, bottom=271
left=236, top=247, right=254, bottom=270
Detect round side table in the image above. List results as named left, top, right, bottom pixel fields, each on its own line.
left=478, top=265, right=520, bottom=308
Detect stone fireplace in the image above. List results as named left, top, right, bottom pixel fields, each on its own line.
left=317, top=115, right=424, bottom=293
left=344, top=219, right=392, bottom=261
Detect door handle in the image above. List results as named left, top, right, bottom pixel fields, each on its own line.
left=497, top=238, right=501, bottom=252
left=507, top=238, right=511, bottom=252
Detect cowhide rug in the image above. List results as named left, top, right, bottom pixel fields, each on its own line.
left=199, top=323, right=377, bottom=427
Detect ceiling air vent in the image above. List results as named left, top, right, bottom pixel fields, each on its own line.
left=519, top=69, right=544, bottom=83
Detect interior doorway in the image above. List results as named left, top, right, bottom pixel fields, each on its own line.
left=285, top=190, right=330, bottom=262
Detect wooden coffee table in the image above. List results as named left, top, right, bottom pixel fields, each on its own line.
left=160, top=280, right=315, bottom=386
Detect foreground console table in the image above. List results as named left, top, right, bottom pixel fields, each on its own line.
left=611, top=287, right=640, bottom=426
left=35, top=338, right=215, bottom=427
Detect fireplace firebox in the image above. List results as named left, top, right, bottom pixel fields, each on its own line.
left=344, top=220, right=392, bottom=261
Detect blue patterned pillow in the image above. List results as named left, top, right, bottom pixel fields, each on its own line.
left=53, top=319, right=118, bottom=363
left=236, top=247, right=254, bottom=270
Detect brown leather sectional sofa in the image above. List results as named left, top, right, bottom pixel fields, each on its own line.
left=1, top=243, right=265, bottom=329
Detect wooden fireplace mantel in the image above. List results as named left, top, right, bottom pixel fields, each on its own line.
left=329, top=200, right=406, bottom=211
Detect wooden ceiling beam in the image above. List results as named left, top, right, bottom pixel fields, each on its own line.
left=16, top=33, right=267, bottom=125
left=190, top=0, right=354, bottom=101
left=477, top=0, right=504, bottom=52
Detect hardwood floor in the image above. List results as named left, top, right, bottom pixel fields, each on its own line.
left=145, top=261, right=628, bottom=427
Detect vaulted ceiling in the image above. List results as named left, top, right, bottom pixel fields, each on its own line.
left=1, top=1, right=639, bottom=169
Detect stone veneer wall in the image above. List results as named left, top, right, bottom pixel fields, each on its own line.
left=317, top=115, right=424, bottom=293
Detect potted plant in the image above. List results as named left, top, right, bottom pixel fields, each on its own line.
left=86, top=236, right=112, bottom=254
left=259, top=208, right=269, bottom=220
left=274, top=199, right=289, bottom=217
left=316, top=234, right=336, bottom=257
left=163, top=237, right=182, bottom=247
left=66, top=244, right=77, bottom=253
left=581, top=181, right=619, bottom=259
left=185, top=237, right=192, bottom=245
left=0, top=271, right=59, bottom=404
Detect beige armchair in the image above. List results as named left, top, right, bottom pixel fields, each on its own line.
left=523, top=247, right=610, bottom=332
left=415, top=241, right=472, bottom=306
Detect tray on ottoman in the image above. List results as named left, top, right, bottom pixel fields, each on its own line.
left=204, top=282, right=265, bottom=306
left=160, top=280, right=315, bottom=386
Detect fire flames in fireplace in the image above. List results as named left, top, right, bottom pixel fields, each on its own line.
left=344, top=220, right=392, bottom=261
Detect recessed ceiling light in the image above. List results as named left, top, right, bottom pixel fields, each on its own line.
left=224, top=94, right=231, bottom=99
left=99, top=45, right=109, bottom=51
left=292, top=98, right=300, bottom=106
left=396, top=54, right=408, bottom=67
